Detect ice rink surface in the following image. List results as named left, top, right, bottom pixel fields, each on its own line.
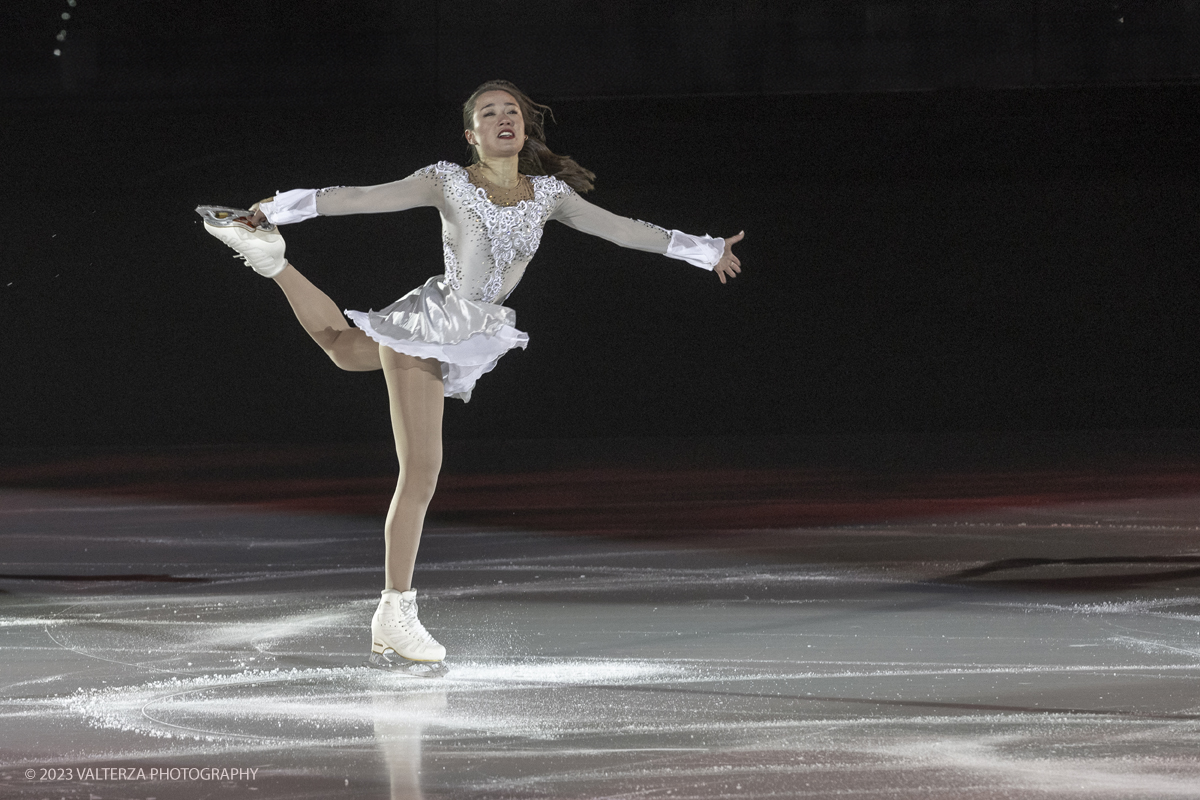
left=3, top=438, right=1200, bottom=799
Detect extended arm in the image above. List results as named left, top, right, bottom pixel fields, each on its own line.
left=255, top=168, right=445, bottom=225
left=551, top=192, right=742, bottom=282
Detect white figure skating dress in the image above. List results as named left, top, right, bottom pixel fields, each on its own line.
left=259, top=161, right=724, bottom=401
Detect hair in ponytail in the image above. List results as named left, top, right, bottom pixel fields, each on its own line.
left=462, top=80, right=596, bottom=193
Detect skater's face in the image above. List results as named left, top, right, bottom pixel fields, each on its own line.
left=465, top=91, right=526, bottom=159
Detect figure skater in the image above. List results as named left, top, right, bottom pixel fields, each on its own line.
left=200, top=80, right=743, bottom=667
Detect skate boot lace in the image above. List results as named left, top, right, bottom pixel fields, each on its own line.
left=224, top=230, right=282, bottom=272
left=230, top=246, right=269, bottom=269
left=395, top=597, right=439, bottom=646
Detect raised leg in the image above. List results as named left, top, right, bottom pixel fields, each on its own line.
left=273, top=263, right=383, bottom=372
left=380, top=346, right=445, bottom=591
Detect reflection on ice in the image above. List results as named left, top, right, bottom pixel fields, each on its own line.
left=372, top=689, right=446, bottom=800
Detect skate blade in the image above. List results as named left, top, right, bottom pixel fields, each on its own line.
left=365, top=651, right=448, bottom=678
left=196, top=205, right=276, bottom=233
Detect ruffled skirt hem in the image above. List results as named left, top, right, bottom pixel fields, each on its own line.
left=344, top=276, right=528, bottom=403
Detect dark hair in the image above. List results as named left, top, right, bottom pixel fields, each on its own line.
left=462, top=80, right=596, bottom=193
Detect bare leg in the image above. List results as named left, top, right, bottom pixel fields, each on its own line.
left=273, top=263, right=383, bottom=372
left=381, top=346, right=445, bottom=591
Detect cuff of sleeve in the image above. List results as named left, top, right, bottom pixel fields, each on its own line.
left=666, top=230, right=724, bottom=270
left=259, top=188, right=319, bottom=225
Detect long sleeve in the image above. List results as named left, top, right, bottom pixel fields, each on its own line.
left=550, top=192, right=724, bottom=270
left=258, top=167, right=445, bottom=225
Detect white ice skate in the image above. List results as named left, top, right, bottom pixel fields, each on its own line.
left=368, top=589, right=446, bottom=668
left=197, top=205, right=287, bottom=278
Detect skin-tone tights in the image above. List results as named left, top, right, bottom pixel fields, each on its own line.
left=272, top=262, right=443, bottom=592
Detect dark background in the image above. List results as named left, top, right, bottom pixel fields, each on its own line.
left=3, top=1, right=1200, bottom=449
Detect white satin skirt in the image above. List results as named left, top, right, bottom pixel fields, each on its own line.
left=344, top=275, right=528, bottom=403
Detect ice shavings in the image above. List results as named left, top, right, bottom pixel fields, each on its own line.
left=61, top=658, right=690, bottom=743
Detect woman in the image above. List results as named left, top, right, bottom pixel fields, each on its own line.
left=200, top=80, right=743, bottom=667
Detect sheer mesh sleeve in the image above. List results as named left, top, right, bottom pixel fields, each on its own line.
left=550, top=192, right=672, bottom=254
left=313, top=165, right=446, bottom=216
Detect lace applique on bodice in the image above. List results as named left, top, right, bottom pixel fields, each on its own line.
left=417, top=161, right=573, bottom=304
left=311, top=161, right=680, bottom=305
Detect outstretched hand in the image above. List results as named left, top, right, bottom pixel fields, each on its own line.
left=715, top=231, right=744, bottom=284
left=247, top=199, right=272, bottom=229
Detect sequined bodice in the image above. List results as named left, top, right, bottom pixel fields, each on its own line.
left=312, top=161, right=675, bottom=306
left=419, top=161, right=572, bottom=304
